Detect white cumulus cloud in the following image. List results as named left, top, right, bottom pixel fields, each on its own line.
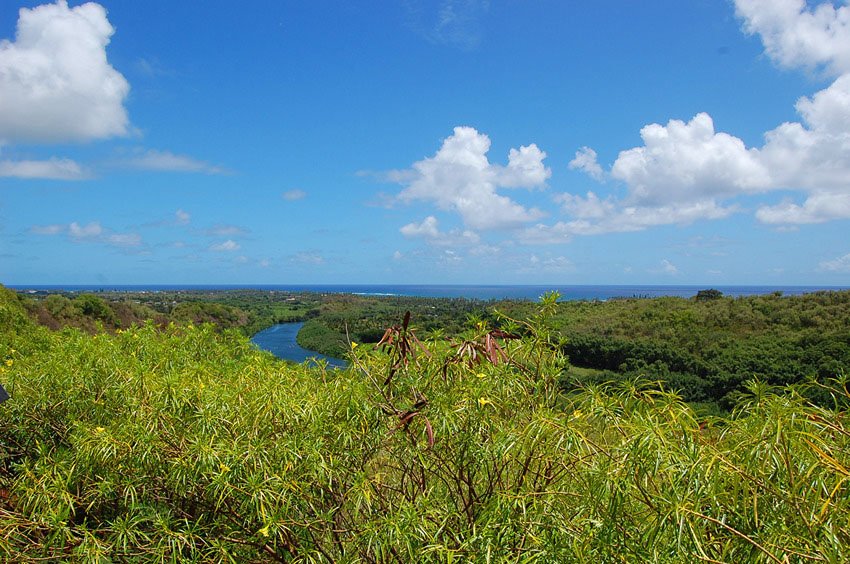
left=531, top=1, right=850, bottom=238
left=544, top=1, right=850, bottom=236
left=734, top=0, right=850, bottom=76
left=521, top=198, right=732, bottom=243
left=542, top=113, right=767, bottom=238
left=393, top=126, right=550, bottom=230
left=400, top=215, right=480, bottom=246
left=0, top=0, right=130, bottom=144
left=756, top=191, right=850, bottom=224
left=568, top=146, right=605, bottom=181
left=611, top=113, right=770, bottom=205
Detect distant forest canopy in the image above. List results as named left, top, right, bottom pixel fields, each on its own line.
left=9, top=285, right=850, bottom=413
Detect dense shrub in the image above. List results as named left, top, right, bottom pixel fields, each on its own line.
left=1, top=289, right=849, bottom=561
left=296, top=319, right=349, bottom=358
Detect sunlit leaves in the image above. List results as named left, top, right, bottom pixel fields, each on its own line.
left=0, top=290, right=848, bottom=561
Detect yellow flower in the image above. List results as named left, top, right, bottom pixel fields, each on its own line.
left=219, top=463, right=230, bottom=473
left=258, top=525, right=270, bottom=537
left=351, top=341, right=358, bottom=348
left=5, top=359, right=12, bottom=367
left=478, top=397, right=492, bottom=407
left=476, top=372, right=487, bottom=379
left=95, top=426, right=105, bottom=433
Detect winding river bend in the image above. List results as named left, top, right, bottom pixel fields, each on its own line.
left=251, top=322, right=347, bottom=369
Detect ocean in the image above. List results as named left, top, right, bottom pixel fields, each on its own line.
left=9, top=284, right=850, bottom=301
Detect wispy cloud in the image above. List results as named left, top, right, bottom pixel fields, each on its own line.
left=30, top=224, right=65, bottom=235
left=139, top=209, right=192, bottom=229
left=175, top=209, right=191, bottom=225
left=116, top=149, right=228, bottom=174
left=819, top=252, right=850, bottom=272
left=206, top=224, right=249, bottom=237
left=105, top=233, right=142, bottom=247
left=526, top=254, right=574, bottom=273
left=282, top=189, right=307, bottom=201
left=655, top=259, right=680, bottom=276
left=0, top=158, right=89, bottom=180
left=134, top=57, right=172, bottom=78
left=209, top=240, right=240, bottom=252
left=291, top=252, right=325, bottom=265
left=31, top=221, right=142, bottom=248
left=69, top=221, right=103, bottom=240
left=405, top=0, right=490, bottom=50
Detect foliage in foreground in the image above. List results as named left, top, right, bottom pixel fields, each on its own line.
left=1, top=290, right=849, bottom=562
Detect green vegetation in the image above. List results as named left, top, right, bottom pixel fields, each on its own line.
left=18, top=289, right=322, bottom=337
left=25, top=293, right=165, bottom=333
left=296, top=319, right=349, bottom=358
left=15, top=287, right=850, bottom=413
left=294, top=294, right=491, bottom=357
left=530, top=291, right=850, bottom=411
left=263, top=289, right=850, bottom=412
left=1, top=285, right=849, bottom=561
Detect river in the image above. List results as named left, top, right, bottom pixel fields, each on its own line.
left=250, top=322, right=347, bottom=369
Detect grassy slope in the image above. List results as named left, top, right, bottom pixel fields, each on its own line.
left=1, top=285, right=849, bottom=561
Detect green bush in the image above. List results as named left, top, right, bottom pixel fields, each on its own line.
left=296, top=319, right=348, bottom=358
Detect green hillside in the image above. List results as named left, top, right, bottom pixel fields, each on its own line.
left=1, top=286, right=848, bottom=561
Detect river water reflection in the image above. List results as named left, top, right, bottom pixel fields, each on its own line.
left=251, top=322, right=347, bottom=369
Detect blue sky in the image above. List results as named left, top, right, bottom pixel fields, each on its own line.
left=2, top=0, right=850, bottom=286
